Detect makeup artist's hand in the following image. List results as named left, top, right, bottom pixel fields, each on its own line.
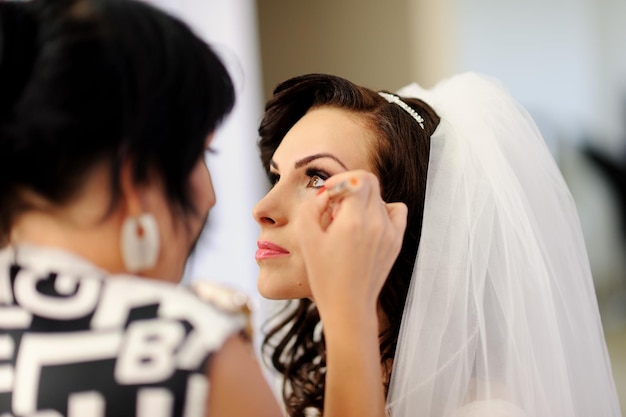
left=294, top=170, right=407, bottom=321
left=294, top=170, right=406, bottom=417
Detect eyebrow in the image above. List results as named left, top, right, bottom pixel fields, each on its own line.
left=270, top=153, right=349, bottom=171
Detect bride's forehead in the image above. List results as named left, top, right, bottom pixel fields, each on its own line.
left=277, top=110, right=375, bottom=151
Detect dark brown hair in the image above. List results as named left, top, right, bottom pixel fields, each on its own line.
left=0, top=0, right=234, bottom=243
left=258, top=73, right=440, bottom=416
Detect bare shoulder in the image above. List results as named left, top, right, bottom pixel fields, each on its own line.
left=452, top=400, right=527, bottom=417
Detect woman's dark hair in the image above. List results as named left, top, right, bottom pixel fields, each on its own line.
left=0, top=0, right=235, bottom=244
left=258, top=73, right=440, bottom=416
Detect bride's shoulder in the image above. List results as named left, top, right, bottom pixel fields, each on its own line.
left=452, top=399, right=527, bottom=417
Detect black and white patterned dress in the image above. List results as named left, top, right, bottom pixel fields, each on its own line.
left=0, top=244, right=245, bottom=417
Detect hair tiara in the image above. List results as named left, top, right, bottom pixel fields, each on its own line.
left=378, top=92, right=424, bottom=130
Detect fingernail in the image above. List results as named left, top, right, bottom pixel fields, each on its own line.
left=316, top=186, right=327, bottom=196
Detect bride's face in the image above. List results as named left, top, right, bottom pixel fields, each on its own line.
left=253, top=106, right=377, bottom=300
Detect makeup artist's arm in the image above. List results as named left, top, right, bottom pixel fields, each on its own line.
left=206, top=334, right=283, bottom=417
left=295, top=170, right=407, bottom=417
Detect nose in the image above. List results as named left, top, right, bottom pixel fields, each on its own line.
left=252, top=188, right=285, bottom=227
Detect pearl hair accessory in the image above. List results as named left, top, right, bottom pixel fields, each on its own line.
left=378, top=92, right=425, bottom=129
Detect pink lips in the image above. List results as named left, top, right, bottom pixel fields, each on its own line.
left=255, top=240, right=290, bottom=260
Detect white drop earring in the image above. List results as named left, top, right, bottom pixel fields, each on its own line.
left=120, top=213, right=160, bottom=273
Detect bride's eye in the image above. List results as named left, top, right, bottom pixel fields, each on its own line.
left=268, top=172, right=279, bottom=186
left=306, top=175, right=326, bottom=189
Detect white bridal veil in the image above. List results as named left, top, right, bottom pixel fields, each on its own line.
left=386, top=73, right=622, bottom=417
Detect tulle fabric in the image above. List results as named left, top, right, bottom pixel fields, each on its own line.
left=386, top=73, right=622, bottom=417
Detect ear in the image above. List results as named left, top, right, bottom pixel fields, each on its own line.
left=118, top=158, right=144, bottom=217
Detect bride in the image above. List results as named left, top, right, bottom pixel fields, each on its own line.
left=253, top=72, right=622, bottom=417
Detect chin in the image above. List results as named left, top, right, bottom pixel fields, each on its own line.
left=257, top=271, right=311, bottom=300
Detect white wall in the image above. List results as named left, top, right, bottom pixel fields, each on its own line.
left=592, top=0, right=626, bottom=151
left=455, top=0, right=597, bottom=147
left=452, top=0, right=626, bottom=289
left=455, top=0, right=626, bottom=150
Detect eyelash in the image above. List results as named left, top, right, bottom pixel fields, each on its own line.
left=305, top=168, right=329, bottom=188
left=267, top=168, right=330, bottom=188
left=268, top=172, right=279, bottom=185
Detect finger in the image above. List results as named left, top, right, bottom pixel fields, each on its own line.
left=333, top=172, right=387, bottom=231
left=295, top=193, right=328, bottom=236
left=385, top=202, right=408, bottom=257
left=386, top=202, right=408, bottom=235
left=323, top=171, right=377, bottom=220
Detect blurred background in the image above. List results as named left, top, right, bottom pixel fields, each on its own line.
left=152, top=0, right=626, bottom=412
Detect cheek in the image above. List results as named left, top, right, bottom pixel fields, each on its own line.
left=190, top=160, right=215, bottom=216
left=171, top=160, right=213, bottom=256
